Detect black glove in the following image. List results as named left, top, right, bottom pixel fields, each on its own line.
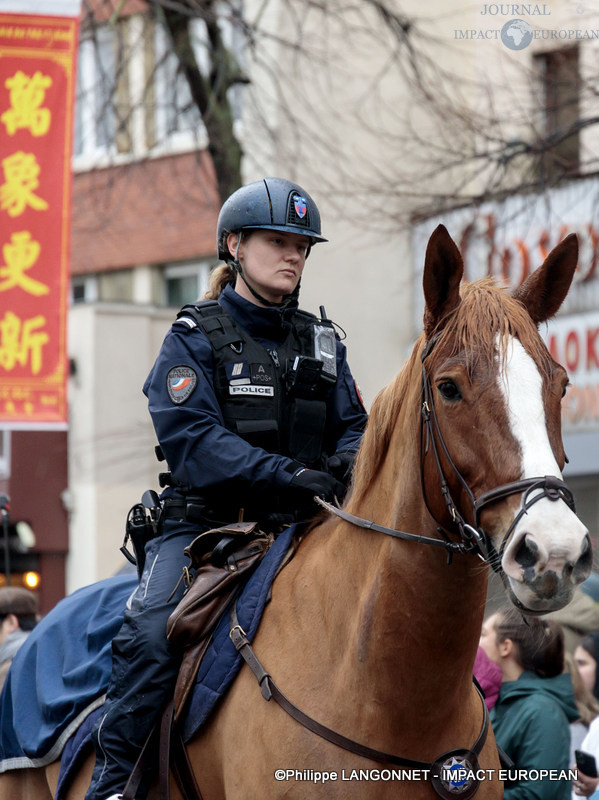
left=289, top=467, right=345, bottom=506
left=327, top=451, right=355, bottom=484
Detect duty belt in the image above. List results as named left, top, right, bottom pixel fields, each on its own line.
left=161, top=497, right=295, bottom=532
left=161, top=498, right=228, bottom=526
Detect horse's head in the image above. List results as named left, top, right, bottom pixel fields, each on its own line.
left=421, top=225, right=591, bottom=614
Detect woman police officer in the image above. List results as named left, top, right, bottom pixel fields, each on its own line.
left=86, top=177, right=368, bottom=800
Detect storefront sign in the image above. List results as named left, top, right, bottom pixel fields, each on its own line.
left=412, top=178, right=599, bottom=325
left=546, top=313, right=599, bottom=434
left=411, top=179, right=599, bottom=433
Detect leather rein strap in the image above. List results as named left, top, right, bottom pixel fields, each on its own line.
left=317, top=334, right=576, bottom=573
left=314, top=496, right=476, bottom=557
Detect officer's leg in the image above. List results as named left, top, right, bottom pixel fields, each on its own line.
left=85, top=521, right=198, bottom=800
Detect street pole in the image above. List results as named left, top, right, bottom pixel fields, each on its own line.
left=0, top=495, right=10, bottom=587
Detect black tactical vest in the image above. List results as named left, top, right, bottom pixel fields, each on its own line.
left=175, top=301, right=338, bottom=467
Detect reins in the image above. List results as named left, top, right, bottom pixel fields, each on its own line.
left=319, top=334, right=576, bottom=576
left=314, top=497, right=480, bottom=562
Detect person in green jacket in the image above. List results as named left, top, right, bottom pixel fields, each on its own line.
left=480, top=606, right=579, bottom=800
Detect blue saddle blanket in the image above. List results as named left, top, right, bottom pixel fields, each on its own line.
left=0, top=525, right=295, bottom=776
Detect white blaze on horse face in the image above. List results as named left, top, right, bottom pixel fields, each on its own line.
left=498, top=336, right=561, bottom=478
left=496, top=335, right=589, bottom=611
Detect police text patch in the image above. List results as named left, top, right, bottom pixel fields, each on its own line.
left=167, top=366, right=198, bottom=404
left=229, top=385, right=274, bottom=396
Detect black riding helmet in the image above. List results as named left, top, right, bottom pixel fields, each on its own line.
left=217, top=177, right=327, bottom=262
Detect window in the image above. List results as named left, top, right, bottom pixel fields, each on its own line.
left=71, top=264, right=211, bottom=306
left=71, top=275, right=98, bottom=304
left=74, top=8, right=245, bottom=162
left=74, top=22, right=131, bottom=162
left=147, top=5, right=244, bottom=153
left=535, top=47, right=580, bottom=179
left=163, top=261, right=212, bottom=306
left=70, top=271, right=134, bottom=303
left=97, top=270, right=134, bottom=302
left=148, top=20, right=206, bottom=152
left=0, top=432, right=10, bottom=481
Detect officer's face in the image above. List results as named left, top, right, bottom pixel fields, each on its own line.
left=229, top=230, right=310, bottom=305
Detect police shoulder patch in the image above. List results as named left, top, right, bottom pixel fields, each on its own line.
left=167, top=365, right=198, bottom=404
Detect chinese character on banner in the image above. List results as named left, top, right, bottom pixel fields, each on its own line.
left=0, top=1, right=80, bottom=428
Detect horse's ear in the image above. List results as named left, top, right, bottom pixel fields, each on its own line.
left=513, top=234, right=578, bottom=324
left=423, top=225, right=463, bottom=338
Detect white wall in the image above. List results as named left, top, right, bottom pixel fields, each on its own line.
left=67, top=304, right=173, bottom=591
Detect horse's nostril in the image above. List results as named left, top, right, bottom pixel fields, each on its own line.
left=581, top=534, right=592, bottom=558
left=514, top=535, right=539, bottom=569
left=573, top=534, right=593, bottom=582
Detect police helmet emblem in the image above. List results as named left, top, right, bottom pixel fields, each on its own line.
left=167, top=366, right=198, bottom=404
left=293, top=195, right=307, bottom=219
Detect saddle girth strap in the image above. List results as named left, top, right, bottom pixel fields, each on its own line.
left=228, top=604, right=490, bottom=770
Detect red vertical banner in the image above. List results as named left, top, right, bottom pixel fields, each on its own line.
left=0, top=5, right=79, bottom=429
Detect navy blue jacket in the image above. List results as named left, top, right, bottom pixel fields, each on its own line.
left=143, top=285, right=368, bottom=498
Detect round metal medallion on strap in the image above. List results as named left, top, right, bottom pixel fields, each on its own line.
left=430, top=749, right=481, bottom=800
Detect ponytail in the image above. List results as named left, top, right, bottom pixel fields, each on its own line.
left=203, top=264, right=236, bottom=300
left=493, top=607, right=564, bottom=678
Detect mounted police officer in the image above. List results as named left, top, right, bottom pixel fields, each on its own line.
left=85, top=177, right=368, bottom=800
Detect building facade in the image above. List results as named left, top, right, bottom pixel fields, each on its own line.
left=3, top=0, right=598, bottom=607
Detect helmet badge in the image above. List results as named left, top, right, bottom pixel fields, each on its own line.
left=294, top=195, right=307, bottom=219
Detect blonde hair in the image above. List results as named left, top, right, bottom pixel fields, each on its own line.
left=565, top=651, right=599, bottom=726
left=203, top=264, right=236, bottom=300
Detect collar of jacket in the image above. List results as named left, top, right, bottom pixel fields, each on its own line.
left=218, top=284, right=299, bottom=344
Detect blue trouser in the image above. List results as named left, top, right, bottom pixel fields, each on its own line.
left=85, top=521, right=200, bottom=800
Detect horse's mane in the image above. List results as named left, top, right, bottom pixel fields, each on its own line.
left=351, top=278, right=555, bottom=504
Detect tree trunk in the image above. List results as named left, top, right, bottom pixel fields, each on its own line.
left=161, top=3, right=243, bottom=202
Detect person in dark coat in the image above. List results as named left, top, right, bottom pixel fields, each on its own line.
left=85, top=178, right=368, bottom=800
left=480, top=607, right=578, bottom=800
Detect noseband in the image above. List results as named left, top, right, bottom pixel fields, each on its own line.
left=319, top=334, right=576, bottom=574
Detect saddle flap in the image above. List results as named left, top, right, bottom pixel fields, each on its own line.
left=168, top=533, right=273, bottom=719
left=168, top=534, right=272, bottom=648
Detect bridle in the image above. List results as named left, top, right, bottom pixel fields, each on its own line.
left=230, top=333, right=574, bottom=800
left=320, top=333, right=576, bottom=577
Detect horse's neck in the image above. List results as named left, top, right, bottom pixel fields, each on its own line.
left=332, top=418, right=488, bottom=714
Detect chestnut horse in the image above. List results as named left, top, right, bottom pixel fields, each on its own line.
left=0, top=225, right=591, bottom=800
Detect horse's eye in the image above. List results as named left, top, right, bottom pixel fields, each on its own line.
left=438, top=380, right=462, bottom=401
left=561, top=383, right=569, bottom=399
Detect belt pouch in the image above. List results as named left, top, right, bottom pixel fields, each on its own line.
left=166, top=522, right=272, bottom=647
